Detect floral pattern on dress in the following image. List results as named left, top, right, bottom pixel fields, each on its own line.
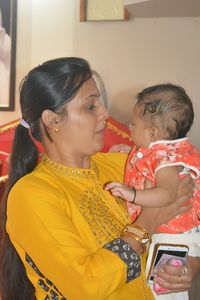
left=124, top=138, right=200, bottom=233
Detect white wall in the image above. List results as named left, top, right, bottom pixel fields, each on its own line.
left=0, top=0, right=74, bottom=126
left=73, top=3, right=200, bottom=147
left=0, top=0, right=200, bottom=148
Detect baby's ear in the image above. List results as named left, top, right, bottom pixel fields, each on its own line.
left=150, top=126, right=160, bottom=142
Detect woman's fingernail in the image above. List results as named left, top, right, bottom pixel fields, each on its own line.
left=168, top=258, right=183, bottom=266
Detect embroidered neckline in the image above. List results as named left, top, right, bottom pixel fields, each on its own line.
left=42, top=153, right=99, bottom=179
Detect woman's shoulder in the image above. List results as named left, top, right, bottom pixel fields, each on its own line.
left=8, top=164, right=64, bottom=206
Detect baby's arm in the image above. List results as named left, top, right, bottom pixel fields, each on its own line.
left=135, top=166, right=180, bottom=207
left=106, top=166, right=180, bottom=207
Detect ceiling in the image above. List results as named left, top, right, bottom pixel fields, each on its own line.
left=124, top=0, right=200, bottom=17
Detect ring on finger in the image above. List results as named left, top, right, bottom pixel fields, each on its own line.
left=177, top=275, right=182, bottom=284
left=182, top=266, right=188, bottom=275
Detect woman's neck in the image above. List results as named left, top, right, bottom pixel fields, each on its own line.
left=44, top=146, right=91, bottom=169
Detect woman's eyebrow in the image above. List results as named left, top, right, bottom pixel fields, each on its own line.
left=84, top=92, right=100, bottom=101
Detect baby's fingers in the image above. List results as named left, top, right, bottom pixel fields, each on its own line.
left=105, top=182, right=123, bottom=190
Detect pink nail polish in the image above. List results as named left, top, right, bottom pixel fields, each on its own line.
left=153, top=283, right=168, bottom=294
left=168, top=258, right=184, bottom=266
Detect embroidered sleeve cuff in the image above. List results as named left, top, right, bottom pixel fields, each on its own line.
left=104, top=238, right=141, bottom=283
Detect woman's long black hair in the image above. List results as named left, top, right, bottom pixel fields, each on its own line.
left=0, top=57, right=92, bottom=300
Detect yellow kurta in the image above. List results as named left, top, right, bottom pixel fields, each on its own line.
left=7, top=152, right=154, bottom=300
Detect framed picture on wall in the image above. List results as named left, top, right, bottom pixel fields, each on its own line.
left=0, top=0, right=17, bottom=111
left=80, top=0, right=129, bottom=22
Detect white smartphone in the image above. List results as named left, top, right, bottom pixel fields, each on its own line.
left=148, top=243, right=189, bottom=284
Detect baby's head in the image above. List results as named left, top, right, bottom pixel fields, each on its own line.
left=129, top=83, right=194, bottom=148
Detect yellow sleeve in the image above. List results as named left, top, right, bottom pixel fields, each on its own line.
left=7, top=181, right=127, bottom=300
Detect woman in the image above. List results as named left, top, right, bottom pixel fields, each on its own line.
left=0, top=57, right=199, bottom=300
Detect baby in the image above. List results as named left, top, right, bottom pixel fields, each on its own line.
left=106, top=83, right=200, bottom=232
left=106, top=83, right=200, bottom=299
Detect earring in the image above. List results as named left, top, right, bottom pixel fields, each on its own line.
left=54, top=126, right=59, bottom=132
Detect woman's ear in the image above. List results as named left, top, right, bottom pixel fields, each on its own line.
left=41, top=110, right=60, bottom=132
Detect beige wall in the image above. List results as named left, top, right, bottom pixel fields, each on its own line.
left=0, top=0, right=200, bottom=148
left=0, top=0, right=74, bottom=126
left=73, top=3, right=200, bottom=147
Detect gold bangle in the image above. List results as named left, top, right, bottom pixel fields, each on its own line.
left=123, top=225, right=152, bottom=245
left=123, top=226, right=142, bottom=238
left=130, top=223, right=150, bottom=235
left=123, top=231, right=142, bottom=243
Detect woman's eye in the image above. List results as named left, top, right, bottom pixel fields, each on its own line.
left=88, top=104, right=96, bottom=110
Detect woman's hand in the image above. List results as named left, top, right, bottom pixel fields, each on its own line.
left=135, top=174, right=194, bottom=233
left=153, top=256, right=200, bottom=293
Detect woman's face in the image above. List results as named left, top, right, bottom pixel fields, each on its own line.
left=59, top=78, right=109, bottom=157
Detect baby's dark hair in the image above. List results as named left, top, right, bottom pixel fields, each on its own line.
left=136, top=83, right=194, bottom=140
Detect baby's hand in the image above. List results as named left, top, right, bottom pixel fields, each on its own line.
left=109, top=144, right=132, bottom=153
left=105, top=182, right=134, bottom=202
